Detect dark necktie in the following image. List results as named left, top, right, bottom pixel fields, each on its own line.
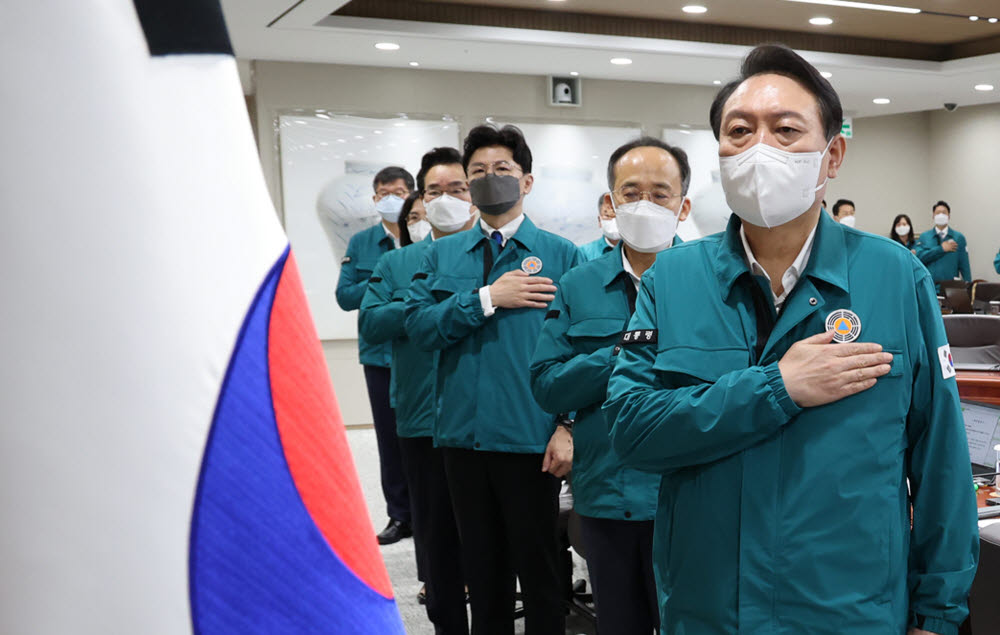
left=491, top=230, right=504, bottom=248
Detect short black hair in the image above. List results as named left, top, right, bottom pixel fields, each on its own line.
left=933, top=200, right=951, bottom=213
left=890, top=213, right=915, bottom=245
left=462, top=124, right=532, bottom=173
left=606, top=136, right=692, bottom=196
left=373, top=166, right=415, bottom=193
left=397, top=191, right=423, bottom=248
left=416, top=147, right=462, bottom=192
left=597, top=193, right=607, bottom=211
left=710, top=44, right=844, bottom=143
left=832, top=199, right=855, bottom=217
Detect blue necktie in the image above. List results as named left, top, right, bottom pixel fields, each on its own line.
left=491, top=230, right=504, bottom=248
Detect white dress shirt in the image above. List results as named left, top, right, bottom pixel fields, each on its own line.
left=740, top=224, right=817, bottom=309
left=622, top=248, right=641, bottom=291
left=382, top=220, right=400, bottom=249
left=478, top=214, right=527, bottom=316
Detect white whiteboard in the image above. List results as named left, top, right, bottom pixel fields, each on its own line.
left=499, top=121, right=641, bottom=245
left=662, top=128, right=733, bottom=241
left=279, top=114, right=459, bottom=340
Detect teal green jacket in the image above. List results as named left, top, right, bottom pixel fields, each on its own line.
left=336, top=223, right=394, bottom=367
left=916, top=227, right=971, bottom=284
left=405, top=216, right=582, bottom=453
left=994, top=247, right=1000, bottom=274
left=359, top=237, right=435, bottom=438
left=604, top=212, right=978, bottom=635
left=578, top=236, right=615, bottom=262
left=530, top=240, right=679, bottom=521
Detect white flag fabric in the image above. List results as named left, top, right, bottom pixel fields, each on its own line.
left=0, top=2, right=404, bottom=633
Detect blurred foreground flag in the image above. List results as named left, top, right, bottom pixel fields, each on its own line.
left=0, top=1, right=404, bottom=633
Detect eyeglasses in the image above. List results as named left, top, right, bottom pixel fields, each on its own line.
left=612, top=186, right=683, bottom=206
left=423, top=184, right=470, bottom=201
left=467, top=161, right=521, bottom=179
left=376, top=188, right=409, bottom=200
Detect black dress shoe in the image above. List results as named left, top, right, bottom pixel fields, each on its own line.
left=377, top=519, right=412, bottom=545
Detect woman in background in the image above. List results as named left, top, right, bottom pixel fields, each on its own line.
left=890, top=213, right=917, bottom=254
left=398, top=191, right=430, bottom=247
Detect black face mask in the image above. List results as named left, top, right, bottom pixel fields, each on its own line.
left=469, top=174, right=522, bottom=216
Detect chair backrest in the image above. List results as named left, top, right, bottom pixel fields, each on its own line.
left=945, top=285, right=974, bottom=314
left=974, top=282, right=1000, bottom=303
left=943, top=315, right=1000, bottom=367
left=939, top=279, right=972, bottom=292
left=969, top=523, right=1000, bottom=633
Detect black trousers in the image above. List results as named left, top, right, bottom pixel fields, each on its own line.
left=442, top=448, right=564, bottom=635
left=578, top=515, right=659, bottom=635
left=362, top=365, right=410, bottom=524
left=398, top=436, right=469, bottom=635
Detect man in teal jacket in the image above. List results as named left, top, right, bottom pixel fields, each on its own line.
left=531, top=136, right=689, bottom=634
left=916, top=201, right=971, bottom=286
left=406, top=125, right=581, bottom=634
left=336, top=166, right=413, bottom=544
left=604, top=45, right=978, bottom=635
left=360, top=147, right=475, bottom=635
left=995, top=246, right=1000, bottom=274
left=578, top=193, right=619, bottom=261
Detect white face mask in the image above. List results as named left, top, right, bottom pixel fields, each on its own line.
left=934, top=213, right=950, bottom=228
left=600, top=218, right=620, bottom=241
left=611, top=198, right=680, bottom=253
left=425, top=194, right=472, bottom=233
left=375, top=194, right=406, bottom=223
left=407, top=219, right=432, bottom=242
left=839, top=215, right=856, bottom=228
left=895, top=224, right=910, bottom=237
left=719, top=137, right=834, bottom=229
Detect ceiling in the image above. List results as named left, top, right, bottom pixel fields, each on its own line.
left=380, top=0, right=1000, bottom=47
left=221, top=0, right=1000, bottom=118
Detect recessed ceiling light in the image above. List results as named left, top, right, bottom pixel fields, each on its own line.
left=408, top=61, right=419, bottom=67
left=990, top=17, right=998, bottom=23
left=570, top=71, right=580, bottom=76
left=679, top=130, right=693, bottom=134
left=682, top=5, right=708, bottom=13
left=780, top=0, right=919, bottom=15
left=975, top=84, right=995, bottom=91
left=820, top=71, right=833, bottom=78
left=373, top=130, right=383, bottom=135
left=610, top=57, right=633, bottom=65
left=873, top=97, right=891, bottom=104
left=712, top=79, right=722, bottom=85
left=810, top=16, right=834, bottom=25
left=393, top=122, right=406, bottom=127
left=970, top=16, right=979, bottom=21
left=375, top=42, right=400, bottom=50
left=354, top=135, right=364, bottom=139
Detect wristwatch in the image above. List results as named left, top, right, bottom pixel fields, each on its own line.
left=555, top=413, right=574, bottom=432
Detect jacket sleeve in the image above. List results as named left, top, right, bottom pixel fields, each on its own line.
left=915, top=234, right=945, bottom=266
left=359, top=254, right=406, bottom=345
left=994, top=247, right=1000, bottom=274
left=958, top=236, right=971, bottom=281
left=530, top=286, right=616, bottom=415
left=335, top=233, right=367, bottom=311
left=404, top=247, right=489, bottom=351
left=904, top=268, right=979, bottom=635
left=604, top=273, right=802, bottom=474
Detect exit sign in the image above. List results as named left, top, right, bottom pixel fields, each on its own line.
left=841, top=117, right=853, bottom=139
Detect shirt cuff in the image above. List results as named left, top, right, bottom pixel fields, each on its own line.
left=478, top=286, right=496, bottom=317
left=914, top=616, right=959, bottom=635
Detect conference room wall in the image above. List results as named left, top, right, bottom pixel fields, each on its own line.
left=928, top=103, right=1000, bottom=283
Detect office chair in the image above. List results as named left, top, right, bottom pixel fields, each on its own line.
left=942, top=315, right=1000, bottom=367
left=943, top=285, right=974, bottom=314
left=968, top=523, right=1000, bottom=634
left=973, top=282, right=1000, bottom=314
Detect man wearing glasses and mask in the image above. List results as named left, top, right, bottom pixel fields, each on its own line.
left=530, top=137, right=688, bottom=635
left=605, top=45, right=978, bottom=635
left=406, top=124, right=581, bottom=634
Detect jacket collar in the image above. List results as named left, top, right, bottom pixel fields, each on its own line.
left=715, top=211, right=849, bottom=300
left=462, top=214, right=540, bottom=252
left=600, top=242, right=629, bottom=288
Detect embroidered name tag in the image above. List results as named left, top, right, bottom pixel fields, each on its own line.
left=411, top=272, right=428, bottom=281
left=620, top=329, right=657, bottom=345
left=545, top=310, right=561, bottom=320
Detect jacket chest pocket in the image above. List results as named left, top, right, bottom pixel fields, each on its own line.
left=430, top=275, right=479, bottom=302
left=567, top=317, right=625, bottom=352
left=652, top=347, right=751, bottom=386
